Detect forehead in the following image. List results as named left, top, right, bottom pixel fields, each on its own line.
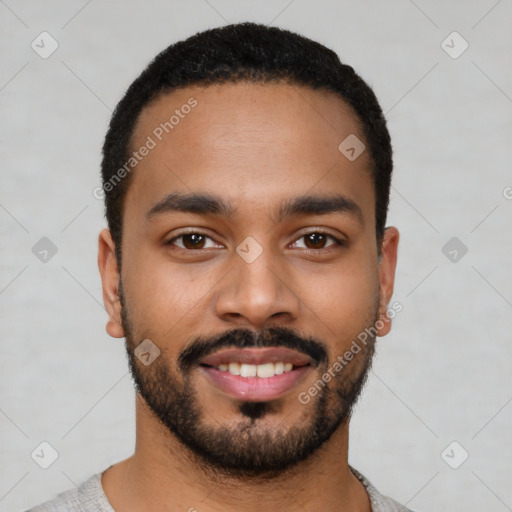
left=133, top=81, right=365, bottom=153
left=126, top=81, right=374, bottom=224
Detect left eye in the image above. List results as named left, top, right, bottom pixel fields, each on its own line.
left=291, top=232, right=342, bottom=250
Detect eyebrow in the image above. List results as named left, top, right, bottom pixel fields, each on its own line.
left=146, top=192, right=364, bottom=225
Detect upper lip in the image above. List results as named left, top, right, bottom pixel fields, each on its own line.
left=199, top=347, right=312, bottom=367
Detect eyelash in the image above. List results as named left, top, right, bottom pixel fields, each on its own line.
left=165, top=230, right=345, bottom=252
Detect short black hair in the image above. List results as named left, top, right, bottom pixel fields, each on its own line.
left=101, top=22, right=392, bottom=264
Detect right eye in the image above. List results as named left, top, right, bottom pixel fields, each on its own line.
left=166, top=232, right=223, bottom=251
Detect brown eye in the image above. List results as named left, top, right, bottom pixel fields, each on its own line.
left=292, top=232, right=341, bottom=250
left=167, top=233, right=220, bottom=250
left=304, top=233, right=328, bottom=249
left=181, top=233, right=206, bottom=249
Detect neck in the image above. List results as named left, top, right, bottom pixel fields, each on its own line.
left=101, top=395, right=371, bottom=512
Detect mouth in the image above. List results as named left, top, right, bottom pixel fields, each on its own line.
left=199, top=347, right=314, bottom=401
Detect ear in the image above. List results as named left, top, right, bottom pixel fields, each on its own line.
left=376, top=226, right=399, bottom=337
left=98, top=228, right=124, bottom=338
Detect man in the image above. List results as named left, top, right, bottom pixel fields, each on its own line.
left=28, top=21, right=410, bottom=511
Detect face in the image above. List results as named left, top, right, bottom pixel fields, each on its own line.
left=99, top=82, right=399, bottom=477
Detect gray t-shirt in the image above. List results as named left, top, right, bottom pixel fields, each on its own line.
left=25, top=466, right=413, bottom=512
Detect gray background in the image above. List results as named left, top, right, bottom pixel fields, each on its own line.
left=1, top=1, right=511, bottom=511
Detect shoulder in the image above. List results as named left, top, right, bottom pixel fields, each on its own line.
left=350, top=466, right=416, bottom=512
left=24, top=472, right=114, bottom=512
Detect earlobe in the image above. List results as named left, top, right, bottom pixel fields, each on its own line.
left=376, top=226, right=399, bottom=338
left=98, top=228, right=125, bottom=339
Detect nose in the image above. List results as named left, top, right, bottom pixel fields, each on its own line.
left=214, top=245, right=301, bottom=330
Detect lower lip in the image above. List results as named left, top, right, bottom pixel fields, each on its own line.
left=200, top=365, right=311, bottom=401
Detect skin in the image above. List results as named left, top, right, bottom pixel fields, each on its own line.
left=97, top=81, right=399, bottom=512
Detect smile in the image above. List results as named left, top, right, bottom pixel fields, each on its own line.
left=199, top=347, right=313, bottom=401
left=208, top=361, right=294, bottom=378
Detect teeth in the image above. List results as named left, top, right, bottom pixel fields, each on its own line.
left=240, top=364, right=257, bottom=377
left=228, top=362, right=240, bottom=375
left=256, top=363, right=274, bottom=378
left=215, top=362, right=295, bottom=378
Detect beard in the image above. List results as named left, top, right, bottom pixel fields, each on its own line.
left=120, top=287, right=377, bottom=479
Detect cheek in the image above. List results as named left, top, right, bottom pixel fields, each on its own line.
left=301, top=273, right=376, bottom=328
left=293, top=255, right=379, bottom=345
left=121, top=246, right=219, bottom=332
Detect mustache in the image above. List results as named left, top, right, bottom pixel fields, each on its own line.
left=177, top=327, right=328, bottom=372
